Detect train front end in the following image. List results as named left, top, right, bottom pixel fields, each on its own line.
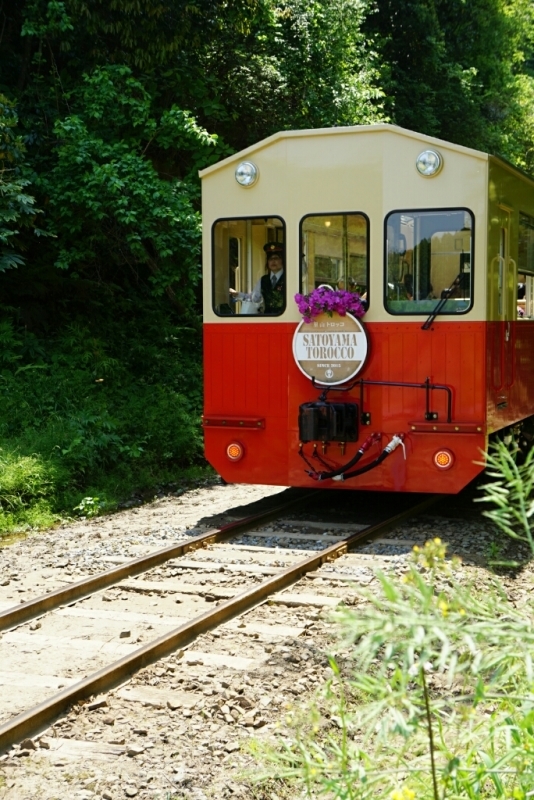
left=201, top=124, right=490, bottom=494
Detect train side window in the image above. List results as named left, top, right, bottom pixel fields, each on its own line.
left=299, top=213, right=369, bottom=299
left=516, top=273, right=534, bottom=319
left=385, top=209, right=474, bottom=315
left=212, top=217, right=285, bottom=316
left=518, top=212, right=534, bottom=319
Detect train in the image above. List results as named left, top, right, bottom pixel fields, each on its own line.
left=200, top=123, right=534, bottom=494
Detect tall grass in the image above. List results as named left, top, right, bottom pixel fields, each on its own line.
left=253, top=539, right=534, bottom=799
left=476, top=438, right=534, bottom=560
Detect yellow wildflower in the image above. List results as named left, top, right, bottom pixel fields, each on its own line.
left=391, top=788, right=415, bottom=800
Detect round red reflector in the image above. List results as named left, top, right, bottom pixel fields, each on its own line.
left=226, top=442, right=244, bottom=462
left=433, top=449, right=454, bottom=470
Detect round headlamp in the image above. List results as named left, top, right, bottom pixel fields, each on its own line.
left=235, top=161, right=259, bottom=187
left=416, top=149, right=443, bottom=176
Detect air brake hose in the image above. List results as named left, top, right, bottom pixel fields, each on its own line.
left=332, top=434, right=405, bottom=482
left=305, top=432, right=382, bottom=481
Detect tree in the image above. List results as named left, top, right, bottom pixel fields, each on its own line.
left=35, top=65, right=230, bottom=313
left=191, top=0, right=385, bottom=150
left=364, top=0, right=534, bottom=162
left=0, top=95, right=43, bottom=272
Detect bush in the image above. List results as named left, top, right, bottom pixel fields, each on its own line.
left=0, top=299, right=206, bottom=533
left=0, top=449, right=67, bottom=531
left=254, top=540, right=534, bottom=799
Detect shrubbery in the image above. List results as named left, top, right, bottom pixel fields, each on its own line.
left=255, top=539, right=534, bottom=799
left=0, top=300, right=206, bottom=533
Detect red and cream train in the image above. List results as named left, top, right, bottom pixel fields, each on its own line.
left=200, top=124, right=534, bottom=494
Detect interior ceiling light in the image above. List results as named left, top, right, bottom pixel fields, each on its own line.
left=235, top=161, right=259, bottom=187
left=416, top=149, right=443, bottom=176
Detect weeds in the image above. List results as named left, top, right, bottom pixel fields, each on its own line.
left=72, top=496, right=106, bottom=518
left=253, top=539, right=534, bottom=799
left=0, top=449, right=66, bottom=531
left=0, top=300, right=207, bottom=533
left=476, top=439, right=534, bottom=559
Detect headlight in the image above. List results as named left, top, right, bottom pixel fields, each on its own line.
left=235, top=161, right=259, bottom=187
left=416, top=149, right=443, bottom=176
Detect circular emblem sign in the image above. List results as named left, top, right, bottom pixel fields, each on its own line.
left=292, top=312, right=369, bottom=386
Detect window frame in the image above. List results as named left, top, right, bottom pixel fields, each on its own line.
left=299, top=211, right=370, bottom=305
left=519, top=211, right=534, bottom=275
left=211, top=215, right=286, bottom=318
left=516, top=212, right=534, bottom=320
left=383, top=206, right=475, bottom=317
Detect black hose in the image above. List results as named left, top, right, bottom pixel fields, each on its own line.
left=315, top=447, right=366, bottom=481
left=336, top=448, right=390, bottom=481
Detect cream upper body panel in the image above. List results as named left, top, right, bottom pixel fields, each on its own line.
left=201, top=124, right=489, bottom=323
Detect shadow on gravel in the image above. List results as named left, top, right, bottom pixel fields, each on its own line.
left=193, top=486, right=311, bottom=530
left=192, top=484, right=469, bottom=531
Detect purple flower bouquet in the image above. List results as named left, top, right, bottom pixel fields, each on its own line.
left=294, top=286, right=366, bottom=323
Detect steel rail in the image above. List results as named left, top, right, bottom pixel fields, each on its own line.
left=0, top=494, right=437, bottom=752
left=0, top=489, right=316, bottom=633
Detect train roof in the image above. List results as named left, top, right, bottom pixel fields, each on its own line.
left=199, top=123, right=534, bottom=188
left=199, top=123, right=489, bottom=179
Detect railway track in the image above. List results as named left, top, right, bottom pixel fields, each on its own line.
left=0, top=489, right=437, bottom=779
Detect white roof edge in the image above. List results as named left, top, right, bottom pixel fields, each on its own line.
left=198, top=123, right=489, bottom=179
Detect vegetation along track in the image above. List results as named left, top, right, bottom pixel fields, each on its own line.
left=0, top=490, right=437, bottom=753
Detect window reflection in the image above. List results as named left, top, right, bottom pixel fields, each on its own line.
left=385, top=209, right=473, bottom=315
left=212, top=217, right=285, bottom=316
left=300, top=214, right=368, bottom=298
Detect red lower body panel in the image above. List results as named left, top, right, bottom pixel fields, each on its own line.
left=203, top=320, right=534, bottom=493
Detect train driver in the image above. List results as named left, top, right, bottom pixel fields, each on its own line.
left=229, top=242, right=285, bottom=314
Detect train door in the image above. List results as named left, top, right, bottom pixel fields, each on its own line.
left=492, top=205, right=516, bottom=396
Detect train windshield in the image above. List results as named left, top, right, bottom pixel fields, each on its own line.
left=385, top=209, right=473, bottom=315
left=300, top=213, right=369, bottom=297
left=212, top=217, right=285, bottom=316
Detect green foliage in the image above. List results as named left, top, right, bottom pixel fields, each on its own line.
left=476, top=439, right=534, bottom=559
left=21, top=0, right=74, bottom=38
left=72, top=496, right=106, bottom=518
left=20, top=0, right=261, bottom=70
left=0, top=449, right=63, bottom=511
left=0, top=95, right=44, bottom=272
left=34, top=65, right=229, bottom=311
left=0, top=448, right=66, bottom=532
left=254, top=540, right=534, bottom=799
left=364, top=0, right=534, bottom=161
left=198, top=0, right=385, bottom=148
left=0, top=301, right=205, bottom=533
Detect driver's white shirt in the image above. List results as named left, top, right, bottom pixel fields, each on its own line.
left=233, top=269, right=284, bottom=304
